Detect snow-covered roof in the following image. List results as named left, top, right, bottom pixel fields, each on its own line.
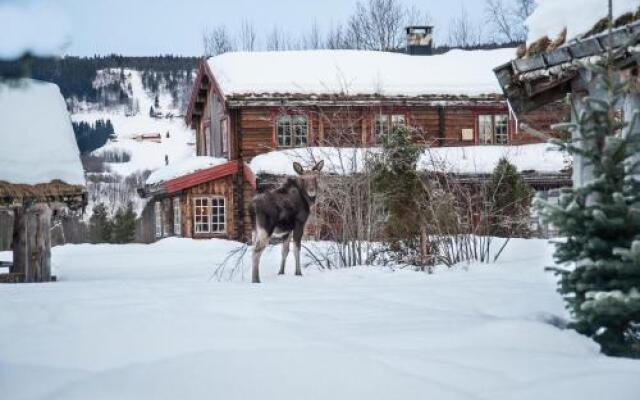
left=526, top=0, right=638, bottom=44
left=207, top=48, right=516, bottom=98
left=146, top=156, right=228, bottom=185
left=0, top=79, right=85, bottom=186
left=249, top=144, right=569, bottom=176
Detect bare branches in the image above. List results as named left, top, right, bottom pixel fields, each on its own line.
left=484, top=0, right=534, bottom=43
left=346, top=0, right=428, bottom=51
left=239, top=19, right=257, bottom=52
left=448, top=5, right=485, bottom=47
left=203, top=25, right=235, bottom=57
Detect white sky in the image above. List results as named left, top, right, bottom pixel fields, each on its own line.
left=1, top=0, right=487, bottom=56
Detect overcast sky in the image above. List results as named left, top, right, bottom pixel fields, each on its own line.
left=1, top=0, right=488, bottom=57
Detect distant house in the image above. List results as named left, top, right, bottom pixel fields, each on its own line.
left=139, top=27, right=569, bottom=243
left=0, top=79, right=86, bottom=282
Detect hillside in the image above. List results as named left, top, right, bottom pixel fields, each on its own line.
left=70, top=67, right=197, bottom=216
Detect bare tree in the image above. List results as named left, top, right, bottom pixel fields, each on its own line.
left=266, top=26, right=290, bottom=51
left=238, top=19, right=257, bottom=52
left=346, top=0, right=410, bottom=50
left=447, top=5, right=484, bottom=47
left=484, top=0, right=535, bottom=43
left=203, top=25, right=235, bottom=57
left=325, top=22, right=350, bottom=49
left=303, top=19, right=323, bottom=50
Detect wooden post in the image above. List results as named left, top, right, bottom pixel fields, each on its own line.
left=11, top=203, right=52, bottom=282
left=11, top=206, right=25, bottom=275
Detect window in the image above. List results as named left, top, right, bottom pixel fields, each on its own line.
left=193, top=197, right=226, bottom=234
left=494, top=115, right=508, bottom=144
left=277, top=115, right=307, bottom=147
left=173, top=197, right=181, bottom=236
left=374, top=113, right=406, bottom=139
left=154, top=201, right=163, bottom=238
left=220, top=118, right=229, bottom=155
left=478, top=115, right=493, bottom=144
left=478, top=114, right=509, bottom=144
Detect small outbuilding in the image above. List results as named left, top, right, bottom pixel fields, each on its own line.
left=0, top=79, right=86, bottom=282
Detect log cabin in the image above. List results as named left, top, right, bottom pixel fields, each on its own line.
left=139, top=27, right=570, bottom=243
left=0, top=79, right=87, bottom=283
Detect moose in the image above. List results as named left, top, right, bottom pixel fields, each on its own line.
left=250, top=160, right=324, bottom=283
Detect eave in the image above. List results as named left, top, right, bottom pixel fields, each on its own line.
left=225, top=93, right=507, bottom=108
left=494, top=20, right=640, bottom=115
left=139, top=161, right=256, bottom=199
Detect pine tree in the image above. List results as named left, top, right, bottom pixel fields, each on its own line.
left=536, top=65, right=640, bottom=357
left=149, top=106, right=155, bottom=118
left=112, top=203, right=137, bottom=244
left=487, top=158, right=534, bottom=237
left=370, top=126, right=430, bottom=265
left=89, top=203, right=113, bottom=243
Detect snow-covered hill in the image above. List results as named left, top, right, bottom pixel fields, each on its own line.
left=71, top=69, right=195, bottom=215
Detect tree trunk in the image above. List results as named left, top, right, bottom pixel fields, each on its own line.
left=11, top=203, right=52, bottom=282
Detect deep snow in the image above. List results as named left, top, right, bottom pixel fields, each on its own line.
left=1, top=238, right=639, bottom=400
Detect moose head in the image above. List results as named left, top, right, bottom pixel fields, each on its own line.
left=292, top=160, right=324, bottom=200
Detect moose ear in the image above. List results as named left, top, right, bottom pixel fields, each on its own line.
left=292, top=162, right=305, bottom=175
left=312, top=160, right=324, bottom=172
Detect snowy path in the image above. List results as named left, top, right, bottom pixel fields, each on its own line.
left=0, top=238, right=639, bottom=399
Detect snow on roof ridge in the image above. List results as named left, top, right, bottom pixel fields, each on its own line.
left=207, top=48, right=516, bottom=98
left=0, top=78, right=85, bottom=186
left=145, top=156, right=228, bottom=185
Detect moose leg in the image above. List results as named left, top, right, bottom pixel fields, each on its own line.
left=293, top=225, right=304, bottom=276
left=279, top=233, right=290, bottom=275
left=252, top=227, right=269, bottom=283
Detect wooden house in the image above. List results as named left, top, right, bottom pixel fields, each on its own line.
left=140, top=28, right=569, bottom=243
left=0, top=79, right=87, bottom=283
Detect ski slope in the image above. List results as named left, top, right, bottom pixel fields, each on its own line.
left=72, top=69, right=195, bottom=177
left=0, top=238, right=638, bottom=400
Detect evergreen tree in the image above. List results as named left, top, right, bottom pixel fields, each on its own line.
left=536, top=65, right=640, bottom=357
left=112, top=203, right=137, bottom=244
left=149, top=106, right=155, bottom=118
left=89, top=203, right=113, bottom=243
left=154, top=94, right=160, bottom=108
left=370, top=126, right=429, bottom=265
left=487, top=158, right=534, bottom=237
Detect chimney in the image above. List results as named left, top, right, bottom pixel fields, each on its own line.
left=405, top=26, right=433, bottom=55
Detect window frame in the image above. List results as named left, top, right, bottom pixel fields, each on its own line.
left=276, top=114, right=308, bottom=148
left=173, top=197, right=181, bottom=236
left=154, top=201, right=163, bottom=238
left=192, top=196, right=226, bottom=235
left=477, top=114, right=509, bottom=145
left=374, top=113, right=407, bottom=140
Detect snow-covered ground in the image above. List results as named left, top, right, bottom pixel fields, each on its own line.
left=1, top=238, right=639, bottom=400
